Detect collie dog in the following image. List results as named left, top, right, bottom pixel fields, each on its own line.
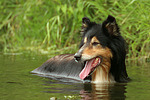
left=32, top=15, right=130, bottom=83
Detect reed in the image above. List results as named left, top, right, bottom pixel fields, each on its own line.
left=0, top=0, right=149, bottom=61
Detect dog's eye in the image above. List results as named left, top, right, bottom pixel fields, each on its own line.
left=92, top=42, right=99, bottom=46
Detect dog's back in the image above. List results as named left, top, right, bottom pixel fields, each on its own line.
left=32, top=54, right=83, bottom=81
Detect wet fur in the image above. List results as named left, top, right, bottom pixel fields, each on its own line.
left=32, top=15, right=130, bottom=83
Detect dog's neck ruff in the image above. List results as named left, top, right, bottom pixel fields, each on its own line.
left=91, top=58, right=115, bottom=83
left=92, top=65, right=115, bottom=83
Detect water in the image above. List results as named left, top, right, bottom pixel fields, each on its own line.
left=0, top=53, right=150, bottom=100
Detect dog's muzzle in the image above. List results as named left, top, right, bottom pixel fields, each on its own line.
left=74, top=53, right=81, bottom=62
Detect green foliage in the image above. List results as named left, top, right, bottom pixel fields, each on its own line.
left=0, top=0, right=149, bottom=60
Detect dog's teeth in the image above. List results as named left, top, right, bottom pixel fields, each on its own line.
left=96, top=58, right=99, bottom=61
left=94, top=58, right=98, bottom=64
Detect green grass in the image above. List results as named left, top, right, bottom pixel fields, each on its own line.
left=0, top=0, right=149, bottom=61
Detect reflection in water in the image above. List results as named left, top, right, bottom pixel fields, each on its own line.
left=43, top=80, right=127, bottom=100
left=80, top=83, right=127, bottom=100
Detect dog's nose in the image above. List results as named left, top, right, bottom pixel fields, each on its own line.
left=74, top=53, right=81, bottom=62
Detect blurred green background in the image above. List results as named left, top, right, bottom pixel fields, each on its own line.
left=0, top=0, right=149, bottom=61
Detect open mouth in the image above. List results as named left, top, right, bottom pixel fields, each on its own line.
left=79, top=57, right=101, bottom=80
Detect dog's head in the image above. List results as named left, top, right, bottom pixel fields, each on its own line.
left=74, top=15, right=126, bottom=81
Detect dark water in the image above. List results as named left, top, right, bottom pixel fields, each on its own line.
left=0, top=53, right=150, bottom=100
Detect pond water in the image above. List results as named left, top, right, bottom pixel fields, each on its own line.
left=0, top=53, right=150, bottom=100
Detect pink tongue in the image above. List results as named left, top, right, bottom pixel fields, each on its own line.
left=79, top=58, right=100, bottom=80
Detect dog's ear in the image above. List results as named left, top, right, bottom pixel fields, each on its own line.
left=102, top=15, right=120, bottom=36
left=81, top=17, right=91, bottom=35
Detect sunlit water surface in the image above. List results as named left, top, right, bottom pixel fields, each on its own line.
left=0, top=53, right=150, bottom=100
